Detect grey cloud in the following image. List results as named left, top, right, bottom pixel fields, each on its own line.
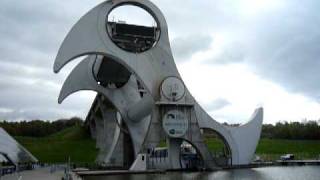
left=1, top=2, right=68, bottom=56
left=0, top=80, right=95, bottom=121
left=0, top=0, right=102, bottom=121
left=153, top=0, right=239, bottom=36
left=171, top=35, right=213, bottom=61
left=0, top=0, right=104, bottom=67
left=1, top=0, right=320, bottom=121
left=250, top=34, right=320, bottom=100
left=196, top=0, right=320, bottom=101
left=0, top=61, right=93, bottom=121
left=206, top=98, right=231, bottom=111
left=207, top=42, right=246, bottom=64
left=0, top=61, right=66, bottom=90
left=0, top=108, right=82, bottom=122
left=239, top=1, right=320, bottom=101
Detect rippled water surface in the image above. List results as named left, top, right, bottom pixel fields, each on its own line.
left=83, top=166, right=320, bottom=180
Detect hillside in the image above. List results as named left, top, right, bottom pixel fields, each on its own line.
left=14, top=126, right=98, bottom=163
left=205, top=137, right=320, bottom=161
left=13, top=126, right=320, bottom=163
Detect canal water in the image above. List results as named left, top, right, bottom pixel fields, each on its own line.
left=83, top=166, right=320, bottom=180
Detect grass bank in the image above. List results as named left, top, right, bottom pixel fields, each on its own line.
left=205, top=137, right=320, bottom=161
left=256, top=139, right=320, bottom=160
left=14, top=127, right=320, bottom=163
left=15, top=126, right=98, bottom=163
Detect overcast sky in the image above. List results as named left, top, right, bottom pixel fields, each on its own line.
left=1, top=0, right=320, bottom=124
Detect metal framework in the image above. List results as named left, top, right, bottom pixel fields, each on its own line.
left=54, top=0, right=263, bottom=170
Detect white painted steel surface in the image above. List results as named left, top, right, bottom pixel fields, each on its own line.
left=54, top=0, right=263, bottom=169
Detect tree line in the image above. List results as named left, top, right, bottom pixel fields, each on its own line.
left=0, top=117, right=83, bottom=137
left=261, top=120, right=320, bottom=140
left=0, top=118, right=319, bottom=139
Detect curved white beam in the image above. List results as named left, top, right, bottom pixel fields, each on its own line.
left=227, top=107, right=263, bottom=165
left=54, top=0, right=174, bottom=97
left=54, top=3, right=107, bottom=73
left=195, top=103, right=239, bottom=164
left=197, top=105, right=263, bottom=165
left=58, top=56, right=152, bottom=156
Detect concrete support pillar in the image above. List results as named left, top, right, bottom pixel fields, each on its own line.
left=95, top=116, right=104, bottom=149
left=168, top=138, right=182, bottom=169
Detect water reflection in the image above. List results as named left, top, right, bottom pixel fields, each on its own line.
left=83, top=166, right=320, bottom=180
left=210, top=169, right=264, bottom=180
left=84, top=173, right=209, bottom=180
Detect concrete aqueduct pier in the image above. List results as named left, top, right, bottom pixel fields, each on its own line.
left=54, top=0, right=263, bottom=170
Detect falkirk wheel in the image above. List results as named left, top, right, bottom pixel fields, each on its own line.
left=54, top=0, right=263, bottom=170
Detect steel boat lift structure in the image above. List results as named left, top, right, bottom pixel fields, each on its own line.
left=54, top=0, right=263, bottom=170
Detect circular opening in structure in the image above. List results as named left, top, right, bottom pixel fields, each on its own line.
left=107, top=4, right=160, bottom=53
left=201, top=129, right=232, bottom=167
left=93, top=55, right=132, bottom=89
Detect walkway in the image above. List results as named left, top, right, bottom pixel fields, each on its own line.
left=1, top=167, right=73, bottom=180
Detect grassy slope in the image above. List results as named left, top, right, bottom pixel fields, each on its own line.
left=256, top=139, right=320, bottom=160
left=14, top=126, right=320, bottom=163
left=205, top=138, right=320, bottom=160
left=15, top=126, right=98, bottom=163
